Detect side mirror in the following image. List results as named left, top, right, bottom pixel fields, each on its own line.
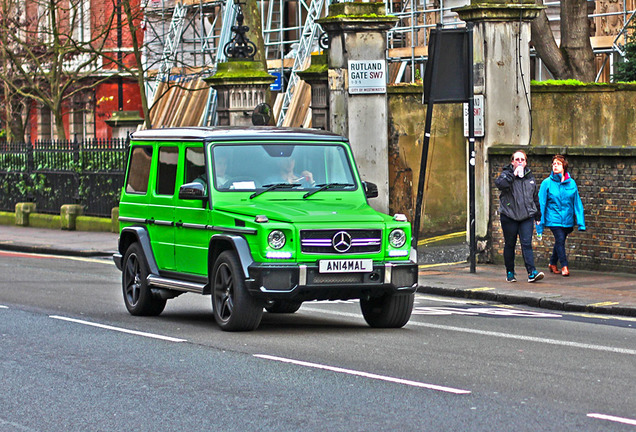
left=363, top=181, right=378, bottom=199
left=179, top=182, right=207, bottom=200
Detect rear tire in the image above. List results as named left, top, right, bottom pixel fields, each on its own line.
left=212, top=251, right=264, bottom=331
left=265, top=300, right=302, bottom=314
left=122, top=243, right=166, bottom=316
left=360, top=292, right=414, bottom=328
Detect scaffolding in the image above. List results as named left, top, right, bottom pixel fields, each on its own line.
left=140, top=0, right=635, bottom=127
left=383, top=0, right=636, bottom=83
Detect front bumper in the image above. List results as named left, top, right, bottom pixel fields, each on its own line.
left=245, top=261, right=418, bottom=301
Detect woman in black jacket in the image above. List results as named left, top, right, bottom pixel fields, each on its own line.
left=495, top=150, right=544, bottom=283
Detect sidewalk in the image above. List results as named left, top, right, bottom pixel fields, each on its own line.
left=0, top=225, right=118, bottom=257
left=0, top=224, right=634, bottom=317
left=418, top=262, right=636, bottom=317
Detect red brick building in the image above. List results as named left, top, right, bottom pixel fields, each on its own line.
left=2, top=0, right=144, bottom=141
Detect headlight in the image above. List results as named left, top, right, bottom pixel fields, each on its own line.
left=389, top=229, right=406, bottom=248
left=268, top=230, right=286, bottom=249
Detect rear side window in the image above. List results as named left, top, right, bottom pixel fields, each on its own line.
left=125, top=146, right=153, bottom=194
left=156, top=146, right=179, bottom=195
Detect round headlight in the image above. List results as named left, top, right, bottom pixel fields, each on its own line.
left=389, top=229, right=406, bottom=248
left=268, top=230, right=286, bottom=249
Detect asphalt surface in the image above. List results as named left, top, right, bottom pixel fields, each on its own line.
left=1, top=224, right=634, bottom=317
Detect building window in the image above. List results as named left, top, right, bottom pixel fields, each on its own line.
left=70, top=94, right=96, bottom=140
left=38, top=106, right=53, bottom=140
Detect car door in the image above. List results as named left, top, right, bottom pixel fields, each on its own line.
left=147, top=144, right=179, bottom=271
left=174, top=145, right=211, bottom=276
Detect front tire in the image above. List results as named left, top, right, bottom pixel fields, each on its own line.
left=212, top=251, right=264, bottom=331
left=265, top=300, right=302, bottom=314
left=360, top=292, right=414, bottom=328
left=122, top=243, right=166, bottom=316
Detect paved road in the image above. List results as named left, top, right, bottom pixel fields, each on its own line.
left=1, top=251, right=635, bottom=431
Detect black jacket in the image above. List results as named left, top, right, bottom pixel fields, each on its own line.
left=495, top=164, right=541, bottom=222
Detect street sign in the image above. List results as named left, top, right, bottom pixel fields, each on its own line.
left=464, top=94, right=484, bottom=137
left=269, top=71, right=282, bottom=91
left=347, top=60, right=386, bottom=94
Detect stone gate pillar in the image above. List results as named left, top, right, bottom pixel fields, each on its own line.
left=317, top=3, right=398, bottom=214
left=205, top=60, right=275, bottom=126
left=455, top=0, right=542, bottom=248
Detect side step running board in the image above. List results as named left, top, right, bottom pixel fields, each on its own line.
left=147, top=275, right=206, bottom=294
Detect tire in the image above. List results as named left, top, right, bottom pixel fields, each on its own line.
left=265, top=300, right=302, bottom=314
left=360, top=292, right=414, bottom=328
left=212, top=251, right=264, bottom=331
left=122, top=243, right=166, bottom=316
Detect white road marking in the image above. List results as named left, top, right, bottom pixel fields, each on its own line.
left=0, top=417, right=38, bottom=431
left=301, top=308, right=636, bottom=356
left=412, top=306, right=562, bottom=318
left=254, top=354, right=471, bottom=395
left=0, top=250, right=113, bottom=264
left=415, top=295, right=485, bottom=305
left=587, top=413, right=636, bottom=426
left=0, top=305, right=8, bottom=309
left=49, top=315, right=186, bottom=342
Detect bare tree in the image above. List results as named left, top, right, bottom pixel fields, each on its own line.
left=531, top=0, right=596, bottom=81
left=0, top=0, right=31, bottom=141
left=0, top=0, right=118, bottom=140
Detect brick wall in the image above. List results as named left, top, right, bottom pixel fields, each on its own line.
left=489, top=147, right=636, bottom=273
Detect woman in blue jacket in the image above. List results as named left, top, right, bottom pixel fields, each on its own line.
left=537, top=155, right=586, bottom=277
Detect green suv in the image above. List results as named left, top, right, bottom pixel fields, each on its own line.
left=114, top=127, right=418, bottom=331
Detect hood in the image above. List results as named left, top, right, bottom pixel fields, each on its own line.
left=214, top=199, right=386, bottom=224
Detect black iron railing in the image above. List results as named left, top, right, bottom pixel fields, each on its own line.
left=0, top=138, right=128, bottom=217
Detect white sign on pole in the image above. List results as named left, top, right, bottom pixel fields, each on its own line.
left=348, top=60, right=387, bottom=94
left=464, top=94, right=484, bottom=137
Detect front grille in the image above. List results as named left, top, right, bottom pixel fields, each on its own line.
left=300, top=229, right=382, bottom=254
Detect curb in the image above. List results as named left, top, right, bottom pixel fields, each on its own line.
left=0, top=243, right=115, bottom=258
left=417, top=285, right=636, bottom=318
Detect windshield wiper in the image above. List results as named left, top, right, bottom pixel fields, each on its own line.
left=250, top=183, right=302, bottom=199
left=303, top=183, right=355, bottom=199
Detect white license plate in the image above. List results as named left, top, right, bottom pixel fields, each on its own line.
left=318, top=259, right=373, bottom=273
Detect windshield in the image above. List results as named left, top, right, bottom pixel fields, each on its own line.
left=211, top=143, right=357, bottom=192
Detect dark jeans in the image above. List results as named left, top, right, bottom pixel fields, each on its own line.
left=500, top=214, right=536, bottom=274
left=549, top=226, right=574, bottom=267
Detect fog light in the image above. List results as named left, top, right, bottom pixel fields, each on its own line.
left=266, top=251, right=292, bottom=259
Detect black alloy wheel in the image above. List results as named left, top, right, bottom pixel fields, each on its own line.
left=212, top=251, right=263, bottom=331
left=122, top=243, right=166, bottom=316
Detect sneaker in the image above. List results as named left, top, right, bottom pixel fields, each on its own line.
left=528, top=270, right=544, bottom=283
left=506, top=271, right=517, bottom=282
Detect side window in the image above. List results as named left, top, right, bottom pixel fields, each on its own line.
left=185, top=147, right=205, bottom=184
left=156, top=146, right=179, bottom=195
left=125, top=146, right=153, bottom=194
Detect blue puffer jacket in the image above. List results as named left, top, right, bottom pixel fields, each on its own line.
left=537, top=172, right=586, bottom=235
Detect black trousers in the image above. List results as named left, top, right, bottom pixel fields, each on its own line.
left=500, top=214, right=536, bottom=275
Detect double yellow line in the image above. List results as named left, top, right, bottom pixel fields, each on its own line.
left=417, top=231, right=466, bottom=246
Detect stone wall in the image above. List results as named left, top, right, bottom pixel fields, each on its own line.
left=531, top=84, right=636, bottom=148
left=387, top=83, right=636, bottom=272
left=489, top=147, right=636, bottom=273
left=387, top=85, right=466, bottom=236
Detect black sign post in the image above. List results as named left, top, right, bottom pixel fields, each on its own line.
left=415, top=23, right=476, bottom=273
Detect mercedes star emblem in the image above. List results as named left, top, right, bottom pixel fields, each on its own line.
left=332, top=231, right=352, bottom=253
